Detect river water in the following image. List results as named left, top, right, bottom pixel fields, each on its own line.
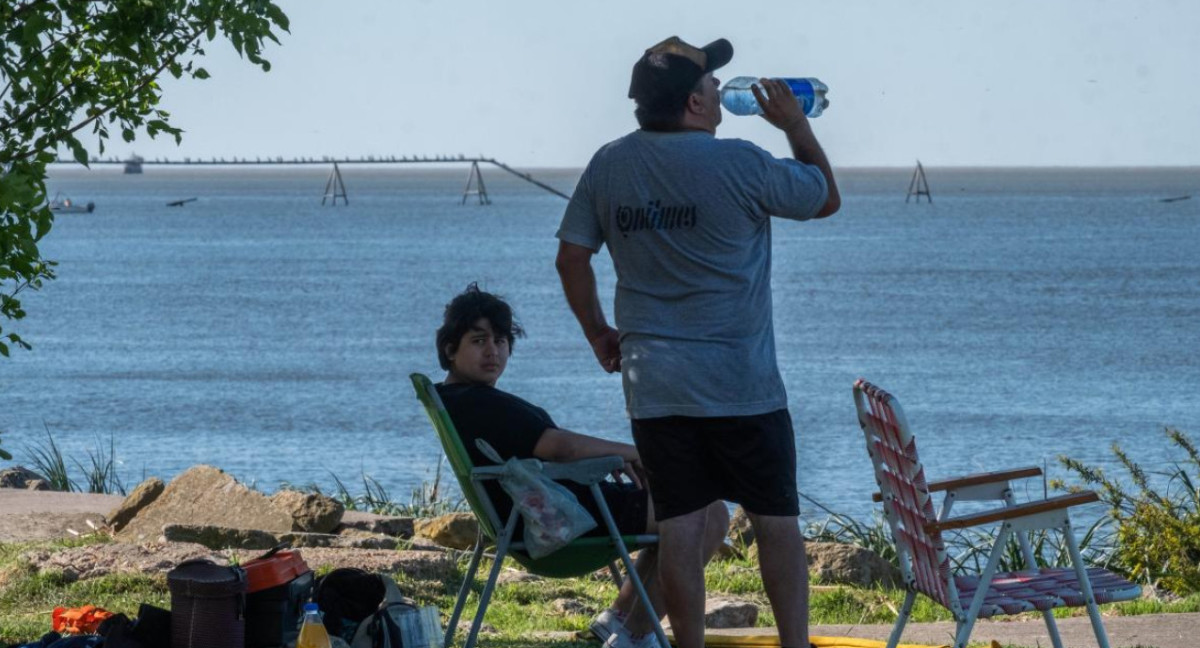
left=2, top=164, right=1197, bottom=521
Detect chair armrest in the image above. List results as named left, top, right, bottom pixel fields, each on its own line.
left=871, top=465, right=1042, bottom=502
left=469, top=466, right=507, bottom=481
left=925, top=491, right=1099, bottom=533
left=470, top=456, right=624, bottom=486
left=929, top=466, right=1042, bottom=492
left=541, top=456, right=624, bottom=485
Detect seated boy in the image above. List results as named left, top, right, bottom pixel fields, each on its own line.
left=434, top=284, right=728, bottom=648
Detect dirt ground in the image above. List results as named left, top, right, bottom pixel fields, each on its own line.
left=3, top=490, right=1196, bottom=648
left=0, top=490, right=123, bottom=542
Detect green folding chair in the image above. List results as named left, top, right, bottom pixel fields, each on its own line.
left=409, top=373, right=665, bottom=648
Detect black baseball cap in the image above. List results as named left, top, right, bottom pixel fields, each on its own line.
left=628, top=36, right=733, bottom=105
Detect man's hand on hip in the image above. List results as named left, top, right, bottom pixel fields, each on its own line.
left=588, top=325, right=622, bottom=373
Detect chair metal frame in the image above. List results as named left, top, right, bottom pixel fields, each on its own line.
left=853, top=379, right=1140, bottom=648
left=411, top=373, right=667, bottom=648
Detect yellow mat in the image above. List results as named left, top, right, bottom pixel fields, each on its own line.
left=664, top=630, right=949, bottom=648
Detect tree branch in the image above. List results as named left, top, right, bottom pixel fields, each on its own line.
left=9, top=0, right=55, bottom=21
left=0, top=1, right=104, bottom=130
left=7, top=22, right=208, bottom=162
left=0, top=24, right=92, bottom=103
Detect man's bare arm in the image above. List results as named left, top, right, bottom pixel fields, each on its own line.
left=555, top=240, right=621, bottom=372
left=752, top=78, right=841, bottom=218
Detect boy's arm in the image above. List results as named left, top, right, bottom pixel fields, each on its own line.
left=534, top=427, right=643, bottom=489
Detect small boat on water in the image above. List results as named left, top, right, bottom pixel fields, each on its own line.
left=48, top=193, right=95, bottom=213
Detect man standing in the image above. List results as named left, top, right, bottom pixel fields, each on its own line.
left=555, top=36, right=839, bottom=648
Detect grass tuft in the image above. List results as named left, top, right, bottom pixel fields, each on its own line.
left=285, top=460, right=464, bottom=518
left=25, top=424, right=76, bottom=492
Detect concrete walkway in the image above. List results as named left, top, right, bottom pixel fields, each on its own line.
left=710, top=612, right=1200, bottom=647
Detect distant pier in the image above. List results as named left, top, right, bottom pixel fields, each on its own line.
left=60, top=154, right=570, bottom=204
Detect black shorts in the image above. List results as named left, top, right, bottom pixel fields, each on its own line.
left=572, top=481, right=649, bottom=537
left=632, top=408, right=799, bottom=521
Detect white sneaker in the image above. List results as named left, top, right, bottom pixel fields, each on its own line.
left=602, top=627, right=662, bottom=648
left=589, top=608, right=626, bottom=642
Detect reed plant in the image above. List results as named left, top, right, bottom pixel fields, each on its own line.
left=947, top=515, right=1116, bottom=574
left=74, top=435, right=126, bottom=495
left=321, top=459, right=463, bottom=518
left=23, top=427, right=126, bottom=495
left=26, top=426, right=76, bottom=492
left=801, top=491, right=896, bottom=565
left=1055, top=427, right=1200, bottom=595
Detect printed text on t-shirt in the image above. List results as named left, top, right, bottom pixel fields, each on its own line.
left=615, top=200, right=698, bottom=237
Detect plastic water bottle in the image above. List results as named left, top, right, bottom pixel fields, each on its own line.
left=297, top=603, right=331, bottom=648
left=720, top=77, right=829, bottom=118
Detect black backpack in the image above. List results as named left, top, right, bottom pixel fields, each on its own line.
left=314, top=568, right=423, bottom=648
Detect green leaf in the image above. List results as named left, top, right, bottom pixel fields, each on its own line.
left=266, top=4, right=290, bottom=31
left=68, top=139, right=90, bottom=166
left=1, top=0, right=286, bottom=358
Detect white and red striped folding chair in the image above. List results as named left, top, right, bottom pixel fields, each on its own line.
left=852, top=379, right=1141, bottom=648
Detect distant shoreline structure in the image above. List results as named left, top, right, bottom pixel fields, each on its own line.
left=123, top=154, right=143, bottom=174
left=53, top=155, right=574, bottom=202
left=49, top=160, right=1200, bottom=172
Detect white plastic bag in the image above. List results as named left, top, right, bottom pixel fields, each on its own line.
left=476, top=440, right=597, bottom=558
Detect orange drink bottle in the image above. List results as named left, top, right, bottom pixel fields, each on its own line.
left=297, top=602, right=331, bottom=648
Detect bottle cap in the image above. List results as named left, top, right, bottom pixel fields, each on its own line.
left=304, top=602, right=319, bottom=612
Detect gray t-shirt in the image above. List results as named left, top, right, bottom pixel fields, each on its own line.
left=556, top=129, right=828, bottom=419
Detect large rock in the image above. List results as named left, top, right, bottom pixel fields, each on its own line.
left=163, top=524, right=284, bottom=550
left=328, top=530, right=400, bottom=550
left=338, top=511, right=414, bottom=538
left=805, top=541, right=900, bottom=588
left=106, top=477, right=164, bottom=532
left=497, top=570, right=543, bottom=585
left=414, top=512, right=479, bottom=550
left=727, top=506, right=755, bottom=549
left=116, top=465, right=295, bottom=543
left=270, top=490, right=344, bottom=533
left=552, top=598, right=594, bottom=616
left=162, top=524, right=403, bottom=551
left=0, top=466, right=52, bottom=490
left=705, top=597, right=758, bottom=628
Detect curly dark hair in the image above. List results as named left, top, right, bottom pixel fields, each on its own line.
left=436, top=282, right=525, bottom=370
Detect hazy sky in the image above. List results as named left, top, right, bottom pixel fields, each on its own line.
left=118, top=0, right=1198, bottom=168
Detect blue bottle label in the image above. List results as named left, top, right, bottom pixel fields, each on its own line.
left=783, top=79, right=815, bottom=115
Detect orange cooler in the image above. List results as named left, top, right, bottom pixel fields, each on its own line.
left=243, top=546, right=315, bottom=648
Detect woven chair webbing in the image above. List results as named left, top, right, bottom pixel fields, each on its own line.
left=861, top=385, right=953, bottom=609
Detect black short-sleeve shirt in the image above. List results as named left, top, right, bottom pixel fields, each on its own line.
left=435, top=382, right=648, bottom=536
left=436, top=382, right=555, bottom=465
left=436, top=382, right=555, bottom=524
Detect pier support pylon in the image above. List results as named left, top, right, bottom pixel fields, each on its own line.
left=322, top=162, right=349, bottom=206
left=906, top=160, right=932, bottom=203
left=461, top=160, right=491, bottom=205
